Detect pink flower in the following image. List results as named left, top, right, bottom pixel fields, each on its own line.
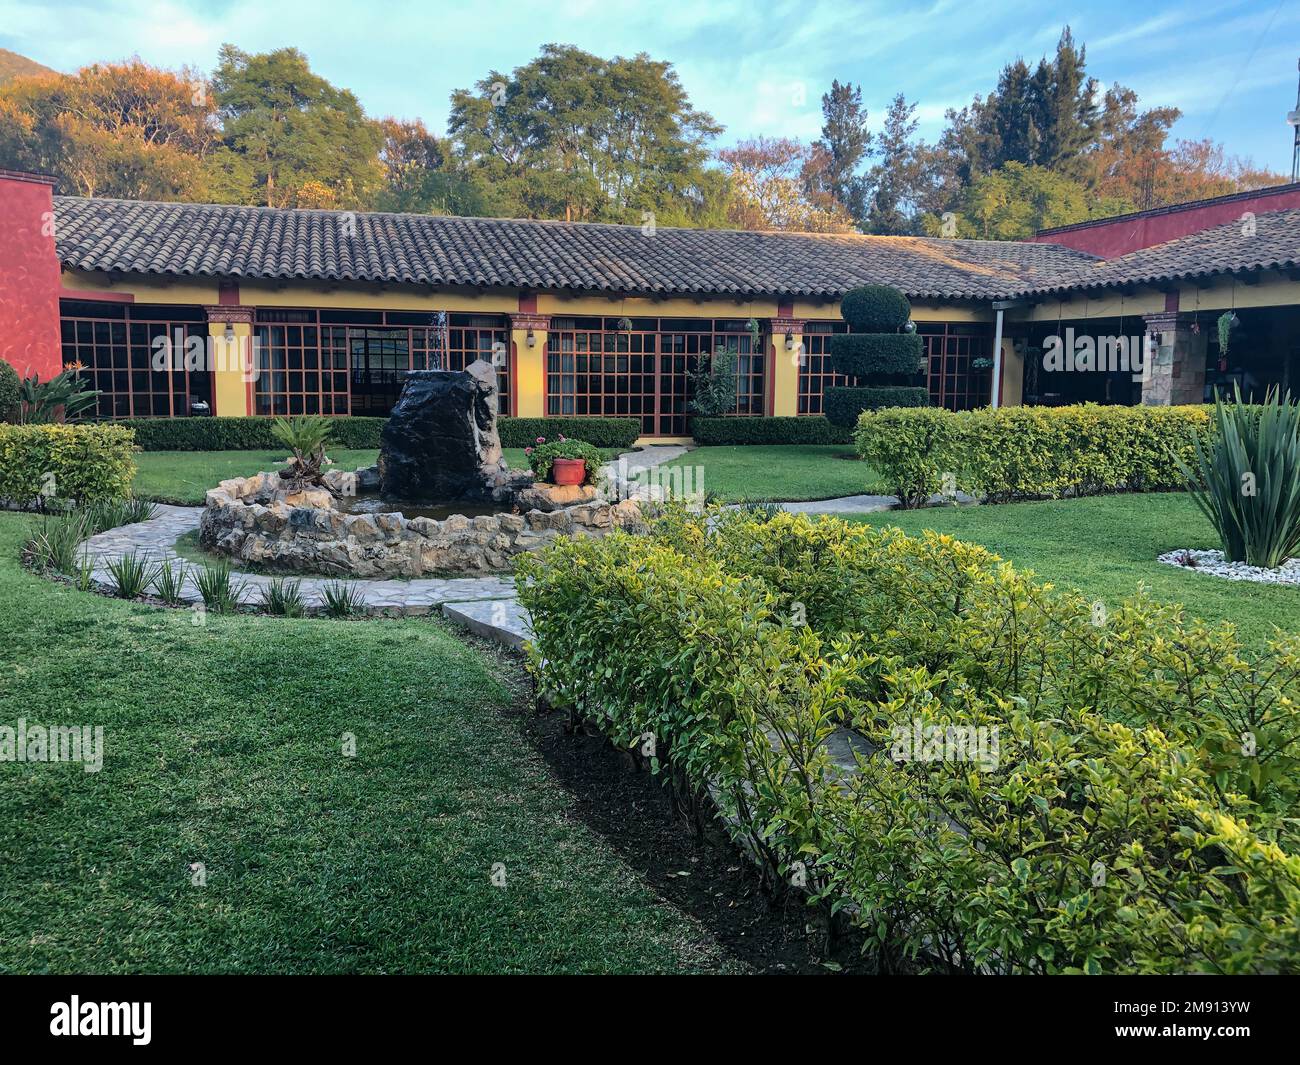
left=536, top=436, right=546, bottom=444
left=558, top=434, right=566, bottom=442
left=524, top=447, right=533, bottom=454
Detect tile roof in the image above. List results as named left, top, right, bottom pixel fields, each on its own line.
left=52, top=196, right=1099, bottom=302
left=1016, top=207, right=1300, bottom=296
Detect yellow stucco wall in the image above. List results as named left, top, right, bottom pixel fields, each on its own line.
left=207, top=321, right=253, bottom=417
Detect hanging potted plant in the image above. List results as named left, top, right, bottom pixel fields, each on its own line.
left=1217, top=311, right=1238, bottom=371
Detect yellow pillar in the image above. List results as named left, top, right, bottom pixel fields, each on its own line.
left=769, top=318, right=804, bottom=417
left=206, top=310, right=254, bottom=416
left=998, top=336, right=1024, bottom=407
left=511, top=314, right=548, bottom=418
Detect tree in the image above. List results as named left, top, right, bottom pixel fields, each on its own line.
left=212, top=45, right=382, bottom=208
left=718, top=136, right=855, bottom=232
left=924, top=161, right=1132, bottom=240
left=0, top=60, right=218, bottom=199
left=447, top=43, right=726, bottom=225
left=806, top=79, right=870, bottom=221
left=372, top=116, right=490, bottom=216
left=864, top=94, right=923, bottom=234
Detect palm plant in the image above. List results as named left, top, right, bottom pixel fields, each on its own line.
left=270, top=415, right=334, bottom=490
left=1180, top=384, right=1300, bottom=568
left=17, top=366, right=102, bottom=424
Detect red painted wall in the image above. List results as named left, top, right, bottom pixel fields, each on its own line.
left=0, top=170, right=62, bottom=380
left=1030, top=183, right=1300, bottom=257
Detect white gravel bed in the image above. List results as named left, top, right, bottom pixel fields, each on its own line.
left=1157, top=548, right=1300, bottom=586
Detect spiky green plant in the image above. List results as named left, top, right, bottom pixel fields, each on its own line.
left=152, top=559, right=190, bottom=605
left=271, top=415, right=334, bottom=489
left=321, top=580, right=365, bottom=618
left=24, top=510, right=90, bottom=574
left=195, top=559, right=243, bottom=613
left=259, top=578, right=305, bottom=617
left=105, top=551, right=157, bottom=599
left=1180, top=384, right=1300, bottom=568
left=17, top=366, right=102, bottom=423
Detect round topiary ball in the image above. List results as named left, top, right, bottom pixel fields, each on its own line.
left=839, top=285, right=911, bottom=333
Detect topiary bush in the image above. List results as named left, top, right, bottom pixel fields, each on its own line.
left=824, top=385, right=929, bottom=432
left=839, top=284, right=912, bottom=333
left=517, top=508, right=1300, bottom=973
left=0, top=423, right=137, bottom=504
left=825, top=284, right=928, bottom=426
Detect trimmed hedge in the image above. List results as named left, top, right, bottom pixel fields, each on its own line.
left=855, top=402, right=1211, bottom=506
left=827, top=333, right=924, bottom=377
left=690, top=416, right=852, bottom=445
left=499, top=417, right=639, bottom=449
left=113, top=416, right=386, bottom=451
left=518, top=508, right=1300, bottom=973
left=0, top=423, right=137, bottom=503
left=839, top=284, right=911, bottom=333
left=824, top=385, right=930, bottom=427
left=111, top=414, right=641, bottom=451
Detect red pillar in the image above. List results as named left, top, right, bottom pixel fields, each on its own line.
left=0, top=170, right=63, bottom=380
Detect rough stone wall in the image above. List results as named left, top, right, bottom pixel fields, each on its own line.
left=199, top=469, right=643, bottom=577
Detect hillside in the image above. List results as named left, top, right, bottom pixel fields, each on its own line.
left=0, top=48, right=55, bottom=84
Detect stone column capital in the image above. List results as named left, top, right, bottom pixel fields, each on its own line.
left=510, top=313, right=551, bottom=331
left=204, top=305, right=256, bottom=326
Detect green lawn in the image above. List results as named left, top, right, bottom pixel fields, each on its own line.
left=664, top=445, right=873, bottom=503
left=0, top=511, right=749, bottom=974
left=133, top=448, right=536, bottom=504
left=855, top=493, right=1300, bottom=648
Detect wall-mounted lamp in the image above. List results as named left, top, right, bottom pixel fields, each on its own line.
left=224, top=322, right=235, bottom=340
left=784, top=329, right=795, bottom=352
left=526, top=328, right=536, bottom=348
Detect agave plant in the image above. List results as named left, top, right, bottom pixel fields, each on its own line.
left=1180, top=384, right=1300, bottom=568
left=270, top=415, right=334, bottom=490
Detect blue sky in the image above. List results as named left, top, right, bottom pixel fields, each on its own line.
left=3, top=0, right=1298, bottom=173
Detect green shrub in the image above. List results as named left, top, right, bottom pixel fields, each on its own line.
left=839, top=284, right=911, bottom=333
left=0, top=360, right=19, bottom=422
left=0, top=423, right=136, bottom=504
left=107, top=414, right=641, bottom=452
left=195, top=559, right=243, bottom=613
left=517, top=508, right=1300, bottom=973
left=824, top=385, right=929, bottom=428
left=151, top=559, right=190, bottom=606
left=259, top=577, right=306, bottom=617
left=827, top=333, right=924, bottom=377
left=856, top=403, right=1211, bottom=506
left=525, top=437, right=603, bottom=484
left=499, top=417, right=639, bottom=449
left=1182, top=386, right=1300, bottom=567
left=690, top=416, right=852, bottom=445
left=23, top=510, right=91, bottom=575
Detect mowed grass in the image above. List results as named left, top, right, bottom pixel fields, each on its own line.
left=664, top=445, right=874, bottom=503
left=0, top=512, right=746, bottom=974
left=133, top=448, right=536, bottom=504
left=851, top=493, right=1300, bottom=649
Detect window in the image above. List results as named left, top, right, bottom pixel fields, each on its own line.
left=546, top=317, right=766, bottom=436
left=253, top=310, right=509, bottom=417
left=59, top=301, right=212, bottom=418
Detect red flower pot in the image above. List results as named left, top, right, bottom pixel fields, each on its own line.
left=551, top=457, right=586, bottom=486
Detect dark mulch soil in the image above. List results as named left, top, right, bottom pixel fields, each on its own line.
left=449, top=622, right=871, bottom=975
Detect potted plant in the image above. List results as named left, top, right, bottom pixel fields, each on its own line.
left=525, top=436, right=602, bottom=486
